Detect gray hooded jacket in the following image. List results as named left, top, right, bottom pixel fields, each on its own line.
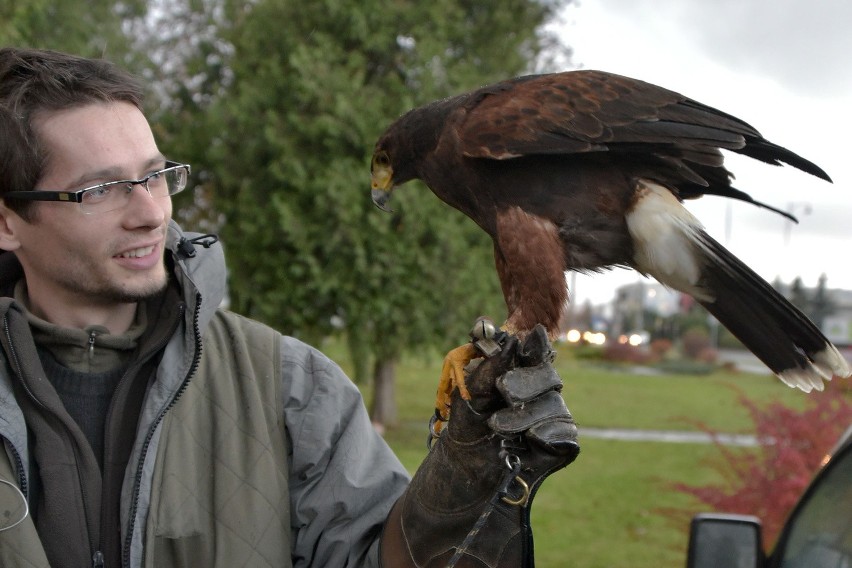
left=0, top=221, right=409, bottom=567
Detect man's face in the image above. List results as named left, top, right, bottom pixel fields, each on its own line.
left=2, top=101, right=173, bottom=321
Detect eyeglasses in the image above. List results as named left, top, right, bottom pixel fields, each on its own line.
left=4, top=161, right=191, bottom=215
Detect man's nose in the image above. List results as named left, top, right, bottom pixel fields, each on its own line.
left=122, top=184, right=169, bottom=227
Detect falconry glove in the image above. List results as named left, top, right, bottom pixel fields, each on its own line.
left=380, top=325, right=580, bottom=568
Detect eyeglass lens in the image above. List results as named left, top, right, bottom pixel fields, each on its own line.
left=80, top=167, right=186, bottom=214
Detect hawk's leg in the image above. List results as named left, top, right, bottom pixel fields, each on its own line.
left=433, top=318, right=505, bottom=434
left=434, top=343, right=481, bottom=433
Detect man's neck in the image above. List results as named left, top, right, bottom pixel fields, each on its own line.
left=14, top=280, right=138, bottom=334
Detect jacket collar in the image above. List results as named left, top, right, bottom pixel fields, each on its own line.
left=165, top=220, right=226, bottom=333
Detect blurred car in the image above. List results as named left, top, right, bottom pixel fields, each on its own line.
left=685, top=425, right=852, bottom=567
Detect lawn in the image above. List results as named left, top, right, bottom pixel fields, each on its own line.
left=532, top=439, right=717, bottom=568
left=324, top=340, right=823, bottom=568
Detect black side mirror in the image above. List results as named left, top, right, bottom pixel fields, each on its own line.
left=686, top=513, right=765, bottom=568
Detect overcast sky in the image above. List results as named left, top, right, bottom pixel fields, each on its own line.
left=549, top=0, right=852, bottom=306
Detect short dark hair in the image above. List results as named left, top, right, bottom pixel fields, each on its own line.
left=0, top=47, right=145, bottom=220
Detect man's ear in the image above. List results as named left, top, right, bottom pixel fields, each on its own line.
left=0, top=202, right=23, bottom=252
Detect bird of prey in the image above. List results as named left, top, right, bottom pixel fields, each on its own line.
left=370, top=70, right=850, bottom=424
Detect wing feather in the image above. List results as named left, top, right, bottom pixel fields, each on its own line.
left=458, top=71, right=754, bottom=160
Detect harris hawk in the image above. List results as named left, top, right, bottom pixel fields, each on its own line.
left=370, top=70, right=851, bottom=425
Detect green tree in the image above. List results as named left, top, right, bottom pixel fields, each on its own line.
left=154, top=0, right=571, bottom=425
left=0, top=0, right=145, bottom=65
left=810, top=273, right=834, bottom=328
left=135, top=0, right=239, bottom=235
left=789, top=276, right=809, bottom=312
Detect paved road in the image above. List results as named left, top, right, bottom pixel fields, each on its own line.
left=580, top=427, right=758, bottom=447
left=716, top=348, right=771, bottom=375
left=717, top=347, right=852, bottom=375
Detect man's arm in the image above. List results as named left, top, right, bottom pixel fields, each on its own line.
left=279, top=336, right=409, bottom=567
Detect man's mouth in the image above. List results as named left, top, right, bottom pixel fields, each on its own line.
left=116, top=245, right=155, bottom=259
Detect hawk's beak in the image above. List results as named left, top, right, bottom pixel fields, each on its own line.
left=371, top=188, right=393, bottom=212
left=371, top=164, right=394, bottom=212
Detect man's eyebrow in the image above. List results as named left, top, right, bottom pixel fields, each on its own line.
left=62, top=155, right=168, bottom=190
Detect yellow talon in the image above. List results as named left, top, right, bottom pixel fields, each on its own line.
left=434, top=343, right=482, bottom=431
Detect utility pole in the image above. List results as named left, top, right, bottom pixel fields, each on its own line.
left=783, top=202, right=812, bottom=246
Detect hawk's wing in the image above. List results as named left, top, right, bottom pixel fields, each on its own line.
left=455, top=71, right=829, bottom=182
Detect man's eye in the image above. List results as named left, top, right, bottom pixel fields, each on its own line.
left=82, top=185, right=115, bottom=203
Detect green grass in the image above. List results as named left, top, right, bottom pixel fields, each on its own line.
left=554, top=359, right=809, bottom=433
left=321, top=340, right=818, bottom=568
left=532, top=439, right=718, bottom=568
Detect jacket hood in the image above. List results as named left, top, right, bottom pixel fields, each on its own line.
left=165, top=221, right=226, bottom=333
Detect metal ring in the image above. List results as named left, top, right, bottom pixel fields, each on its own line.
left=501, top=475, right=530, bottom=507
left=503, top=452, right=520, bottom=472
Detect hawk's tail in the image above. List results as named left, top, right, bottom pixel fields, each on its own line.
left=695, top=231, right=850, bottom=391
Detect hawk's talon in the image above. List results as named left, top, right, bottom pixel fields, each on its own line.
left=464, top=398, right=482, bottom=416
left=434, top=342, right=482, bottom=426
left=427, top=411, right=443, bottom=450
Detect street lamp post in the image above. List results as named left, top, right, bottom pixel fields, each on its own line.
left=783, top=201, right=812, bottom=246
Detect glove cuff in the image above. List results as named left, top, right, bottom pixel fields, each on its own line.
left=380, top=429, right=530, bottom=568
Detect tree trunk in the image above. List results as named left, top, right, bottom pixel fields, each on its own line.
left=370, top=357, right=398, bottom=431
left=347, top=329, right=371, bottom=385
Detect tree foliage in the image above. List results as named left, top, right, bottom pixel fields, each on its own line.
left=0, top=0, right=145, bottom=65
left=155, top=0, right=570, bottom=385
left=772, top=275, right=836, bottom=330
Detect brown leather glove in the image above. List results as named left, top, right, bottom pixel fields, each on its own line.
left=380, top=324, right=580, bottom=567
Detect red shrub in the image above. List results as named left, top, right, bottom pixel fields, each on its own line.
left=650, top=338, right=673, bottom=358
left=666, top=380, right=852, bottom=546
left=695, top=347, right=718, bottom=364
left=602, top=342, right=650, bottom=364
left=681, top=328, right=711, bottom=360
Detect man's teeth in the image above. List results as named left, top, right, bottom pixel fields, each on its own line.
left=119, top=246, right=154, bottom=258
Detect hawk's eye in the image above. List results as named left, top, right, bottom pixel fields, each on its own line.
left=374, top=151, right=390, bottom=168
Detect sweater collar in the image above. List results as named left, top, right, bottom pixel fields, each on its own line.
left=14, top=280, right=147, bottom=374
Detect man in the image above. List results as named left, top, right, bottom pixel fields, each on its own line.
left=0, top=47, right=577, bottom=567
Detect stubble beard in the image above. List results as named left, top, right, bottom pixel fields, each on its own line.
left=102, top=275, right=170, bottom=303
left=65, top=264, right=170, bottom=306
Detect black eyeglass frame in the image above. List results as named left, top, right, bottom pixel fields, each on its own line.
left=3, top=161, right=191, bottom=206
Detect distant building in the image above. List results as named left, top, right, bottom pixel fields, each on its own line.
left=610, top=280, right=680, bottom=335
left=822, top=289, right=852, bottom=347
left=772, top=279, right=852, bottom=347
left=605, top=278, right=852, bottom=347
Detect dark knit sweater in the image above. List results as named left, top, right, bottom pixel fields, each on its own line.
left=16, top=281, right=146, bottom=469
left=36, top=347, right=126, bottom=470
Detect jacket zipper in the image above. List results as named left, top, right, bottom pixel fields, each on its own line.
left=3, top=316, right=46, bottom=412
left=7, top=444, right=27, bottom=500
left=121, top=294, right=203, bottom=567
left=94, top=303, right=185, bottom=566
left=2, top=318, right=33, bottom=499
left=88, top=330, right=97, bottom=362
